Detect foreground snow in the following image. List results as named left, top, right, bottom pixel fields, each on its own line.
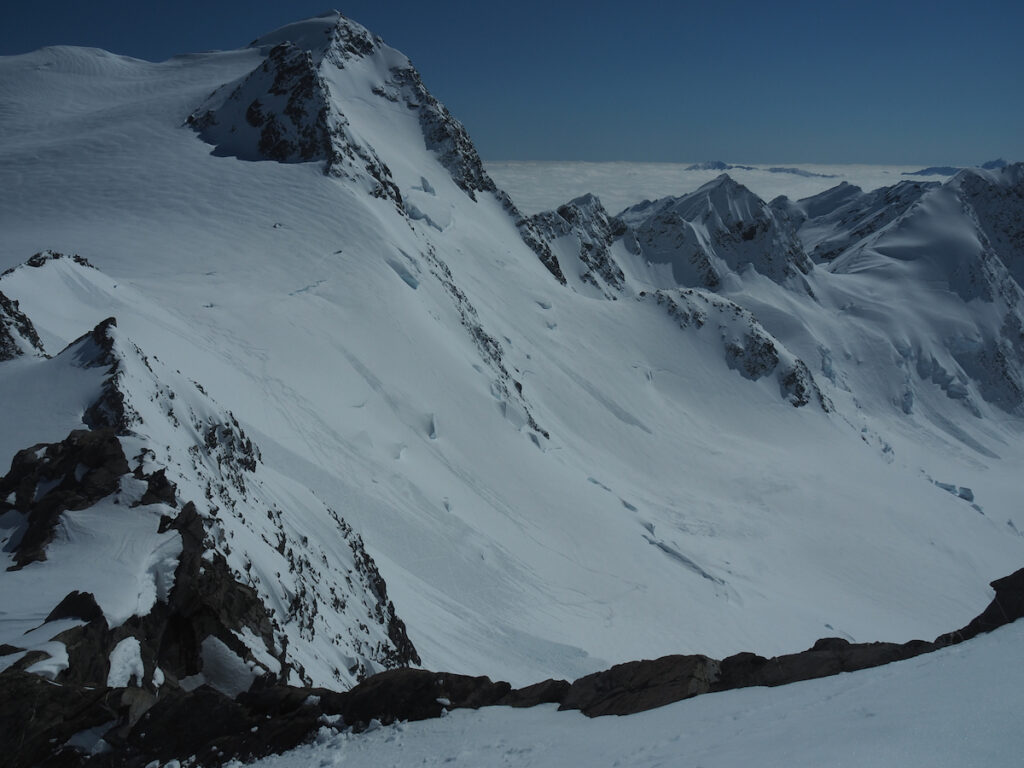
left=242, top=620, right=1024, bottom=768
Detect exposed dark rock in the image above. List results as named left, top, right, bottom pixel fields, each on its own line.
left=50, top=617, right=114, bottom=688
left=387, top=65, right=496, bottom=201
left=421, top=244, right=549, bottom=438
left=339, top=515, right=420, bottom=667
left=134, top=467, right=177, bottom=507
left=45, top=591, right=104, bottom=623
left=0, top=670, right=121, bottom=768
left=0, top=289, right=45, bottom=360
left=936, top=566, right=1024, bottom=645
left=559, top=654, right=719, bottom=716
left=334, top=668, right=511, bottom=729
left=499, top=677, right=572, bottom=707
left=496, top=190, right=567, bottom=284
left=189, top=39, right=402, bottom=206
left=5, top=564, right=1024, bottom=767
left=155, top=501, right=283, bottom=682
left=715, top=638, right=935, bottom=691
left=618, top=175, right=813, bottom=289
left=114, top=686, right=254, bottom=767
left=798, top=181, right=935, bottom=262
left=640, top=289, right=831, bottom=411
left=1, top=428, right=129, bottom=569
left=66, top=317, right=137, bottom=434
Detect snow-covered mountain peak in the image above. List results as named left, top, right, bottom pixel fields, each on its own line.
left=190, top=10, right=503, bottom=213
left=250, top=10, right=384, bottom=67
left=616, top=174, right=813, bottom=289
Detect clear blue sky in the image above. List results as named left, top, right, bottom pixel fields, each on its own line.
left=2, top=0, right=1021, bottom=164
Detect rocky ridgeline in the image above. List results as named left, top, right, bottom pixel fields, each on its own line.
left=5, top=563, right=1022, bottom=767
left=188, top=37, right=402, bottom=205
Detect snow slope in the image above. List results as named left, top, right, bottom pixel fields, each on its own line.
left=1, top=11, right=1023, bottom=693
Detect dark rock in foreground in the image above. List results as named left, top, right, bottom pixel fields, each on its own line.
left=5, top=566, right=1023, bottom=767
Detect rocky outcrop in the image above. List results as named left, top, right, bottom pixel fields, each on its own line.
left=1, top=427, right=129, bottom=568
left=790, top=180, right=937, bottom=263
left=936, top=566, right=1024, bottom=645
left=559, top=654, right=718, bottom=717
left=422, top=244, right=550, bottom=438
left=951, top=163, right=1024, bottom=288
left=529, top=194, right=627, bottom=297
left=640, top=288, right=831, bottom=410
left=0, top=289, right=44, bottom=360
left=1, top=249, right=96, bottom=278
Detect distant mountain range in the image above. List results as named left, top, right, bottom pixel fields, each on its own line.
left=904, top=158, right=1010, bottom=176
left=684, top=160, right=837, bottom=178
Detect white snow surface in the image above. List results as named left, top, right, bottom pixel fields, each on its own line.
left=1, top=12, right=1023, bottom=691
left=106, top=636, right=144, bottom=687
left=241, top=620, right=1024, bottom=768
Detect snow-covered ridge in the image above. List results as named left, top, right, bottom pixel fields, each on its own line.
left=1, top=266, right=418, bottom=700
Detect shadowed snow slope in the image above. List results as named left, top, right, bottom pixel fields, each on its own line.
left=1, top=11, right=1024, bottom=692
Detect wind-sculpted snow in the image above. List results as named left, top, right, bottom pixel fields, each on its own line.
left=792, top=180, right=938, bottom=262
left=0, top=279, right=417, bottom=700
left=827, top=166, right=1024, bottom=414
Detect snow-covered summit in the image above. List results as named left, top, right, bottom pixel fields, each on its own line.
left=249, top=10, right=382, bottom=62
left=616, top=174, right=813, bottom=288
left=190, top=9, right=497, bottom=207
